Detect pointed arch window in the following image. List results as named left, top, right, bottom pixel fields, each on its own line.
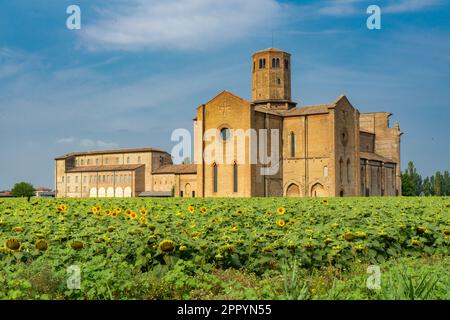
left=284, top=59, right=289, bottom=69
left=290, top=132, right=296, bottom=158
left=213, top=163, right=218, bottom=193
left=339, top=158, right=344, bottom=183
left=272, top=58, right=276, bottom=68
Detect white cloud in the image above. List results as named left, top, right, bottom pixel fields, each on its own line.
left=79, top=139, right=118, bottom=148
left=307, top=0, right=443, bottom=17
left=81, top=0, right=282, bottom=51
left=96, top=140, right=119, bottom=148
left=317, top=0, right=363, bottom=17
left=57, top=137, right=118, bottom=148
left=384, top=0, right=442, bottom=13
left=57, top=137, right=75, bottom=144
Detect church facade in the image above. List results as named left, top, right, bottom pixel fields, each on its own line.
left=55, top=48, right=402, bottom=198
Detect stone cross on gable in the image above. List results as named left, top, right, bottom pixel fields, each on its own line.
left=218, top=99, right=231, bottom=116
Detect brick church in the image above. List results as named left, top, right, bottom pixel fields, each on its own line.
left=55, top=48, right=401, bottom=198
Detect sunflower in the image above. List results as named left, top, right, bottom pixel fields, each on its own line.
left=140, top=217, right=148, bottom=224
left=35, top=239, right=48, bottom=251
left=57, top=204, right=67, bottom=213
left=129, top=212, right=137, bottom=219
left=354, top=231, right=367, bottom=238
left=13, top=226, right=24, bottom=233
left=159, top=240, right=176, bottom=253
left=139, top=208, right=148, bottom=216
left=235, top=209, right=243, bottom=215
left=416, top=226, right=427, bottom=234
left=105, top=209, right=112, bottom=216
left=344, top=232, right=354, bottom=241
left=5, top=239, right=21, bottom=251
left=111, top=211, right=119, bottom=218
left=276, top=219, right=286, bottom=227
left=187, top=205, right=195, bottom=213
left=125, top=209, right=132, bottom=216
left=222, top=244, right=235, bottom=253
left=324, top=238, right=333, bottom=245
left=321, top=199, right=329, bottom=204
left=200, top=207, right=207, bottom=213
left=277, top=207, right=286, bottom=215
left=179, top=245, right=187, bottom=252
left=71, top=240, right=84, bottom=250
left=443, top=229, right=450, bottom=236
left=411, top=239, right=421, bottom=246
left=354, top=245, right=366, bottom=252
left=91, top=206, right=99, bottom=214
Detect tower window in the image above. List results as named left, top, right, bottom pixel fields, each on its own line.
left=339, top=158, right=344, bottom=183
left=290, top=132, right=296, bottom=158
left=272, top=58, right=281, bottom=68
left=259, top=58, right=266, bottom=69
left=284, top=59, right=289, bottom=69
left=213, top=163, right=218, bottom=193
left=277, top=78, right=281, bottom=85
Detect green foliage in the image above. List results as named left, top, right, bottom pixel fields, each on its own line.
left=402, top=161, right=450, bottom=196
left=10, top=182, right=35, bottom=198
left=0, top=197, right=449, bottom=300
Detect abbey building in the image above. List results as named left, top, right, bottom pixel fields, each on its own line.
left=55, top=48, right=402, bottom=198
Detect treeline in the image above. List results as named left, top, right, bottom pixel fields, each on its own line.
left=401, top=161, right=450, bottom=196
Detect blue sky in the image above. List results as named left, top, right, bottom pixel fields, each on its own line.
left=0, top=0, right=449, bottom=189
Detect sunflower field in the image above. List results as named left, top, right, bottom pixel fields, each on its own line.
left=0, top=197, right=449, bottom=299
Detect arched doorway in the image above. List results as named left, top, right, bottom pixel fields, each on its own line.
left=124, top=187, right=132, bottom=198
left=89, top=188, right=97, bottom=198
left=115, top=187, right=123, bottom=198
left=311, top=183, right=326, bottom=197
left=98, top=187, right=106, bottom=198
left=286, top=183, right=300, bottom=197
left=106, top=187, right=114, bottom=198
left=185, top=183, right=191, bottom=198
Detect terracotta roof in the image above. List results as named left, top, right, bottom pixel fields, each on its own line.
left=55, top=147, right=168, bottom=160
left=284, top=104, right=334, bottom=116
left=153, top=164, right=197, bottom=174
left=66, top=164, right=144, bottom=173
left=252, top=47, right=288, bottom=55
left=35, top=187, right=51, bottom=192
left=360, top=130, right=375, bottom=136
left=360, top=152, right=394, bottom=163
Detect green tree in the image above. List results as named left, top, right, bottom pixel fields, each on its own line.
left=433, top=171, right=443, bottom=196
left=402, top=161, right=422, bottom=196
left=443, top=171, right=450, bottom=196
left=422, top=177, right=432, bottom=196
left=11, top=182, right=35, bottom=197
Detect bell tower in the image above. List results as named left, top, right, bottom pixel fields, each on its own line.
left=251, top=48, right=295, bottom=110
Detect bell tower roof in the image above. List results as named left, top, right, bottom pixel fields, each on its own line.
left=252, top=47, right=286, bottom=56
